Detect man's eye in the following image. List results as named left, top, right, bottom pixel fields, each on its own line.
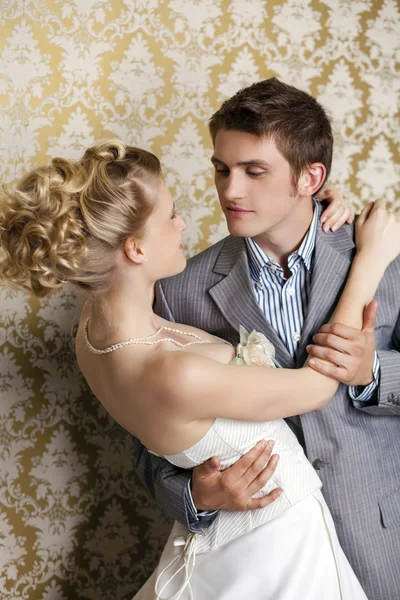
left=215, top=168, right=229, bottom=174
left=171, top=211, right=178, bottom=219
left=248, top=171, right=264, bottom=177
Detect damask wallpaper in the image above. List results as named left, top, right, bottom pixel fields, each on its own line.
left=0, top=1, right=399, bottom=598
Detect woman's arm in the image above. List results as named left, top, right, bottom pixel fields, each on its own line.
left=156, top=201, right=400, bottom=423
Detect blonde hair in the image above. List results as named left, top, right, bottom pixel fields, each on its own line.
left=0, top=140, right=161, bottom=298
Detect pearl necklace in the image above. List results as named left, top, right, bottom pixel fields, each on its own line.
left=84, top=317, right=211, bottom=355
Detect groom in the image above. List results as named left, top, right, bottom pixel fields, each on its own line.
left=134, top=79, right=400, bottom=599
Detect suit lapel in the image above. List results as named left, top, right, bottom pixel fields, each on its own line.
left=209, top=237, right=295, bottom=368
left=297, top=223, right=355, bottom=365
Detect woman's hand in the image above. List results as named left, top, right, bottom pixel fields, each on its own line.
left=315, top=185, right=355, bottom=232
left=356, top=199, right=400, bottom=268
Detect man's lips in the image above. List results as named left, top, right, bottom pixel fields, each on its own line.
left=226, top=206, right=254, bottom=216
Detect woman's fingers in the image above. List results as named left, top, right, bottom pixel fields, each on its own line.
left=317, top=185, right=354, bottom=232
left=315, top=185, right=341, bottom=204
left=357, top=200, right=374, bottom=226
left=330, top=205, right=354, bottom=231
left=373, top=197, right=386, bottom=210
left=322, top=208, right=344, bottom=232
left=356, top=198, right=400, bottom=266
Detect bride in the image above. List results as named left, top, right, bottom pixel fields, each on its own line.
left=1, top=140, right=399, bottom=600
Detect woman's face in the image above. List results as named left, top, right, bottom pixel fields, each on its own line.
left=142, top=179, right=187, bottom=281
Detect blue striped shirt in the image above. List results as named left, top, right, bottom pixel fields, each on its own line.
left=246, top=205, right=317, bottom=357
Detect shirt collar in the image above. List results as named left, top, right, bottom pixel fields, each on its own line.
left=245, top=199, right=319, bottom=282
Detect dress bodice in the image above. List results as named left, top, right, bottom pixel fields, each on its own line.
left=159, top=417, right=321, bottom=554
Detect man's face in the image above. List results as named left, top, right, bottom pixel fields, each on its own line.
left=212, top=129, right=308, bottom=240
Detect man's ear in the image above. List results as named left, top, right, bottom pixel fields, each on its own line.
left=297, top=163, right=326, bottom=197
left=123, top=237, right=147, bottom=264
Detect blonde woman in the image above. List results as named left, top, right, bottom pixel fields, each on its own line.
left=1, top=140, right=399, bottom=600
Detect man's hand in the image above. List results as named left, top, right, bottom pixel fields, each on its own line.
left=307, top=301, right=378, bottom=385
left=191, top=440, right=281, bottom=512
left=315, top=185, right=355, bottom=233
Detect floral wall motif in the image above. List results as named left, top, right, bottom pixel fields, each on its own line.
left=0, top=1, right=399, bottom=598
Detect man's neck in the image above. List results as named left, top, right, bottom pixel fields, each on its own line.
left=252, top=201, right=314, bottom=271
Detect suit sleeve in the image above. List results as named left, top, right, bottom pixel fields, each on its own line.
left=135, top=279, right=219, bottom=531
left=133, top=437, right=190, bottom=525
left=354, top=309, right=400, bottom=416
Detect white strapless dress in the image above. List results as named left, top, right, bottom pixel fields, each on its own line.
left=133, top=417, right=368, bottom=600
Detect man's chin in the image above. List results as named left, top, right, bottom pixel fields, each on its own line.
left=226, top=220, right=260, bottom=239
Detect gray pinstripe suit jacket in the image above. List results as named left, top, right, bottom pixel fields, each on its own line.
left=134, top=219, right=400, bottom=600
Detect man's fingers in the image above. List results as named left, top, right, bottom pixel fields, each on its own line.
left=197, top=455, right=221, bottom=476
left=308, top=359, right=348, bottom=380
left=246, top=454, right=280, bottom=497
left=247, top=487, right=283, bottom=510
left=238, top=440, right=275, bottom=486
left=317, top=322, right=357, bottom=340
left=362, top=300, right=378, bottom=332
left=229, top=440, right=272, bottom=479
left=308, top=333, right=351, bottom=354
left=306, top=344, right=351, bottom=366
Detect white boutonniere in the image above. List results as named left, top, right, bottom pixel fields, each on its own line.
left=231, top=326, right=282, bottom=368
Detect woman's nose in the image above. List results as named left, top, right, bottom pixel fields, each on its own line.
left=178, top=215, right=187, bottom=231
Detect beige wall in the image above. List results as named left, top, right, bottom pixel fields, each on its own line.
left=0, top=1, right=399, bottom=598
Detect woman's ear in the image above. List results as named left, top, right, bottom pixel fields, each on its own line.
left=297, top=163, right=326, bottom=196
left=123, top=237, right=148, bottom=264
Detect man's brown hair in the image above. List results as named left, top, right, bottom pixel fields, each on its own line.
left=209, top=78, right=333, bottom=187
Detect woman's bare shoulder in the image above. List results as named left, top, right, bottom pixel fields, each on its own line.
left=145, top=349, right=215, bottom=396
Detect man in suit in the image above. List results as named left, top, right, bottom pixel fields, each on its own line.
left=134, top=78, right=400, bottom=599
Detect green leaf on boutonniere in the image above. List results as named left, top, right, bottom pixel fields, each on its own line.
left=239, top=325, right=250, bottom=345
left=231, top=355, right=246, bottom=366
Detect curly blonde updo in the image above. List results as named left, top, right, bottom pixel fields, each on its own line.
left=0, top=140, right=161, bottom=297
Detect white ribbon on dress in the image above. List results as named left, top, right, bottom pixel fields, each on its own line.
left=155, top=533, right=198, bottom=600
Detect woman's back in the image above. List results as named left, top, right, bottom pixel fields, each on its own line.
left=75, top=306, right=237, bottom=454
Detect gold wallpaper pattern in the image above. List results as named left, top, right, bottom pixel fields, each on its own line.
left=0, top=1, right=399, bottom=598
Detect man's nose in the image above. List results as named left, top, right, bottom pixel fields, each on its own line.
left=223, top=172, right=245, bottom=201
